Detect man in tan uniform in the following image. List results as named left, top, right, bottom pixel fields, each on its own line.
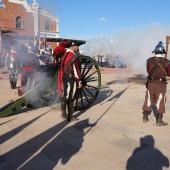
left=142, top=41, right=170, bottom=126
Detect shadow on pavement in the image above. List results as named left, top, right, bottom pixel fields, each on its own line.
left=126, top=135, right=169, bottom=170
left=1, top=118, right=95, bottom=169
left=100, top=86, right=130, bottom=106
left=0, top=111, right=50, bottom=145
left=0, top=118, right=16, bottom=126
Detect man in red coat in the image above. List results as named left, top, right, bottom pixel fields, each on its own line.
left=58, top=40, right=83, bottom=122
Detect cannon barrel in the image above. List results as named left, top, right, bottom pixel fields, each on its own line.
left=1, top=29, right=86, bottom=44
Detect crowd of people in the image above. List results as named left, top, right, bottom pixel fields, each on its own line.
left=0, top=40, right=170, bottom=126
left=93, top=54, right=127, bottom=68
left=94, top=54, right=108, bottom=67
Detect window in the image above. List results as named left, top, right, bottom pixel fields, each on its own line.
left=45, top=21, right=50, bottom=31
left=16, top=16, right=23, bottom=28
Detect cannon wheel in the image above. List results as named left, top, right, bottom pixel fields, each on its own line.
left=74, top=55, right=101, bottom=110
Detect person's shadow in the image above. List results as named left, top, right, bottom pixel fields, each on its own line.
left=126, top=135, right=169, bottom=170
left=15, top=118, right=96, bottom=169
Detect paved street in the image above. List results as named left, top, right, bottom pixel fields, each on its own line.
left=0, top=68, right=170, bottom=170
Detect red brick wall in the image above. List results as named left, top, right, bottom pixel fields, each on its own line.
left=51, top=20, right=57, bottom=32
left=39, top=14, right=57, bottom=32
left=39, top=14, right=57, bottom=49
left=0, top=0, right=34, bottom=36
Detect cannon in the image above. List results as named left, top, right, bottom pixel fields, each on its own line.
left=0, top=37, right=101, bottom=118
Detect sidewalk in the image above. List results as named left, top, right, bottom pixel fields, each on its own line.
left=0, top=68, right=170, bottom=170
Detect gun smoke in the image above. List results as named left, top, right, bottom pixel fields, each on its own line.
left=84, top=24, right=170, bottom=76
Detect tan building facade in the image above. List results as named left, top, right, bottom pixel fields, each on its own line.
left=0, top=0, right=59, bottom=56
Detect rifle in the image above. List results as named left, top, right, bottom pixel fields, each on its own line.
left=146, top=57, right=162, bottom=88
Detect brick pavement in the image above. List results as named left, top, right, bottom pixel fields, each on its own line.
left=0, top=68, right=170, bottom=170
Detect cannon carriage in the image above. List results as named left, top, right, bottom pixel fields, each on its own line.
left=0, top=35, right=101, bottom=118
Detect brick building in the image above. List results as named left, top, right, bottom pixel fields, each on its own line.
left=0, top=0, right=59, bottom=57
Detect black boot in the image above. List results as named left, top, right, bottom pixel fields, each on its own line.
left=13, top=83, right=16, bottom=89
left=13, top=79, right=17, bottom=89
left=156, top=113, right=168, bottom=126
left=10, top=80, right=15, bottom=89
left=67, top=103, right=79, bottom=122
left=61, top=102, right=67, bottom=119
left=142, top=111, right=149, bottom=123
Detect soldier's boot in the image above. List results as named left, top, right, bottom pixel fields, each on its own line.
left=142, top=111, right=149, bottom=123
left=13, top=79, right=17, bottom=89
left=61, top=102, right=67, bottom=119
left=13, top=83, right=16, bottom=89
left=10, top=83, right=14, bottom=89
left=10, top=81, right=15, bottom=89
left=156, top=113, right=168, bottom=126
left=67, top=103, right=79, bottom=122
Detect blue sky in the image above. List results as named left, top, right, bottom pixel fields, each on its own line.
left=27, top=0, right=170, bottom=40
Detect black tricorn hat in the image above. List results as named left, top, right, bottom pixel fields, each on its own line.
left=65, top=40, right=85, bottom=48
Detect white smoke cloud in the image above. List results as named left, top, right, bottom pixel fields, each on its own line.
left=84, top=24, right=170, bottom=75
